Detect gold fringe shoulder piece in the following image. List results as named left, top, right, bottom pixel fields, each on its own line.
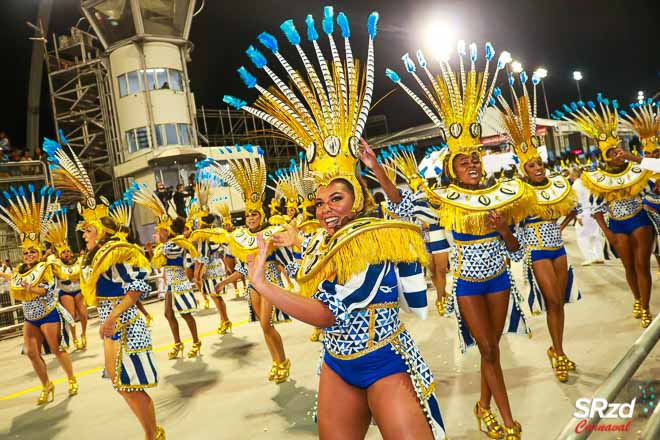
left=427, top=179, right=537, bottom=234
left=189, top=228, right=230, bottom=245
left=151, top=244, right=166, bottom=270
left=296, top=218, right=429, bottom=297
left=81, top=241, right=152, bottom=306
left=529, top=176, right=578, bottom=219
left=171, top=236, right=200, bottom=258
left=228, top=225, right=285, bottom=263
left=10, top=262, right=55, bottom=302
left=582, top=164, right=652, bottom=202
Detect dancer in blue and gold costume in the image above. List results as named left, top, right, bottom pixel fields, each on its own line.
left=45, top=209, right=88, bottom=351
left=225, top=7, right=447, bottom=438
left=492, top=72, right=581, bottom=383
left=44, top=136, right=164, bottom=439
left=204, top=146, right=296, bottom=384
left=0, top=184, right=78, bottom=405
left=553, top=95, right=655, bottom=328
left=386, top=40, right=536, bottom=439
left=130, top=183, right=202, bottom=359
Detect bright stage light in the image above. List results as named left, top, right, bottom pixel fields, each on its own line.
left=511, top=61, right=523, bottom=73
left=535, top=68, right=548, bottom=79
left=573, top=71, right=583, bottom=81
left=425, top=20, right=456, bottom=61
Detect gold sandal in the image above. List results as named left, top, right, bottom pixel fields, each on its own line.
left=217, top=320, right=233, bottom=335
left=474, top=401, right=504, bottom=439
left=503, top=421, right=522, bottom=440
left=547, top=347, right=569, bottom=382
left=633, top=300, right=642, bottom=319
left=167, top=342, right=184, bottom=360
left=153, top=425, right=166, bottom=440
left=68, top=377, right=79, bottom=396
left=309, top=328, right=322, bottom=342
left=37, top=381, right=55, bottom=405
left=274, top=358, right=291, bottom=384
left=187, top=341, right=202, bottom=358
left=641, top=309, right=653, bottom=328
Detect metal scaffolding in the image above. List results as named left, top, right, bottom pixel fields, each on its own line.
left=43, top=25, right=118, bottom=199
left=197, top=106, right=298, bottom=171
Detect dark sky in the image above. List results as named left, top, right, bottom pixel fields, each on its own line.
left=2, top=0, right=659, bottom=148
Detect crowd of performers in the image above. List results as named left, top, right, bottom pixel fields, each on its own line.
left=3, top=6, right=660, bottom=440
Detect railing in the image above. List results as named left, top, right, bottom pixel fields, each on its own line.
left=0, top=273, right=166, bottom=338
left=555, top=315, right=660, bottom=439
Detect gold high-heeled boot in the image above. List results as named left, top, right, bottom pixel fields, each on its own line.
left=641, top=309, right=653, bottom=328
left=167, top=342, right=184, bottom=360
left=633, top=300, right=642, bottom=319
left=547, top=347, right=569, bottom=382
left=474, top=401, right=504, bottom=439
left=268, top=361, right=278, bottom=382
left=503, top=421, right=522, bottom=440
left=435, top=294, right=448, bottom=316
left=274, top=358, right=291, bottom=384
left=80, top=334, right=87, bottom=349
left=37, top=381, right=55, bottom=405
left=74, top=338, right=82, bottom=350
left=187, top=341, right=202, bottom=358
left=68, top=377, right=79, bottom=396
left=217, top=320, right=233, bottom=334
left=154, top=425, right=166, bottom=440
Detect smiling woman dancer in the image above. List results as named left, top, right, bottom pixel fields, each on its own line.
left=43, top=136, right=164, bottom=440
left=492, top=73, right=581, bottom=383
left=385, top=41, right=537, bottom=439
left=553, top=95, right=655, bottom=328
left=223, top=7, right=447, bottom=439
left=0, top=185, right=78, bottom=405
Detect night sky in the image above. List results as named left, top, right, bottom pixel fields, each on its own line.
left=1, top=0, right=659, bottom=148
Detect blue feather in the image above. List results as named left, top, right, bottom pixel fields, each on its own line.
left=246, top=45, right=267, bottom=69
left=337, top=12, right=350, bottom=38
left=578, top=100, right=585, bottom=107
left=619, top=110, right=627, bottom=117
left=368, top=12, right=379, bottom=38
left=488, top=97, right=496, bottom=107
left=58, top=129, right=68, bottom=145
left=18, top=186, right=25, bottom=197
left=416, top=50, right=428, bottom=68
left=457, top=40, right=466, bottom=56
left=280, top=19, right=301, bottom=45
left=612, top=100, right=619, bottom=110
left=28, top=184, right=34, bottom=193
left=647, top=98, right=653, bottom=105
left=258, top=32, right=279, bottom=53
left=563, top=104, right=572, bottom=113
left=570, top=102, right=578, bottom=111
left=322, top=6, right=334, bottom=34
left=39, top=186, right=46, bottom=196
left=402, top=53, right=415, bottom=73
left=469, top=43, right=477, bottom=62
left=508, top=73, right=514, bottom=86
left=532, top=73, right=540, bottom=85
left=305, top=15, right=319, bottom=41
left=520, top=71, right=528, bottom=84
left=434, top=166, right=442, bottom=175
left=237, top=66, right=257, bottom=88
left=385, top=68, right=400, bottom=83
left=587, top=101, right=596, bottom=109
left=223, top=95, right=247, bottom=110
left=257, top=147, right=264, bottom=155
left=2, top=191, right=10, bottom=200
left=485, top=42, right=494, bottom=61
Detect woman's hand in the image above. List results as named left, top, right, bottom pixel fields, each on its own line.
left=486, top=210, right=508, bottom=235
left=247, top=233, right=269, bottom=290
left=358, top=138, right=379, bottom=170
left=99, top=316, right=117, bottom=339
left=272, top=223, right=301, bottom=248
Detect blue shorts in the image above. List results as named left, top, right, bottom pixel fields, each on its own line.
left=530, top=247, right=567, bottom=262
left=609, top=210, right=653, bottom=235
left=425, top=224, right=450, bottom=254
left=59, top=289, right=80, bottom=298
left=455, top=270, right=511, bottom=296
left=324, top=344, right=408, bottom=389
left=26, top=308, right=60, bottom=327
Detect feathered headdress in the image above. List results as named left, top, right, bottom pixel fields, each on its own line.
left=491, top=71, right=543, bottom=173
left=362, top=148, right=397, bottom=187
left=108, top=199, right=133, bottom=240
left=201, top=145, right=267, bottom=220
left=552, top=94, right=620, bottom=159
left=214, top=202, right=233, bottom=228
left=43, top=131, right=112, bottom=234
left=223, top=6, right=379, bottom=212
left=619, top=100, right=660, bottom=155
left=268, top=167, right=300, bottom=211
left=0, top=185, right=59, bottom=252
left=386, top=145, right=426, bottom=192
left=126, top=182, right=173, bottom=234
left=386, top=41, right=511, bottom=178
left=186, top=169, right=222, bottom=229
left=44, top=208, right=71, bottom=254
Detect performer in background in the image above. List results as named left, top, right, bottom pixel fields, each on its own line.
left=387, top=40, right=534, bottom=439
left=0, top=185, right=77, bottom=405
left=553, top=95, right=655, bottom=328
left=44, top=135, right=164, bottom=439
left=492, top=72, right=581, bottom=382
left=46, top=209, right=88, bottom=350
left=225, top=7, right=447, bottom=438
left=569, top=168, right=605, bottom=265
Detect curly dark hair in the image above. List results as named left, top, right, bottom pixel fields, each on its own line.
left=170, top=217, right=186, bottom=236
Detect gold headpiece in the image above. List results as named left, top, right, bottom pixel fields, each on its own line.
left=44, top=208, right=71, bottom=254
left=206, top=145, right=267, bottom=220
left=268, top=167, right=300, bottom=212
left=127, top=183, right=173, bottom=233
left=386, top=145, right=426, bottom=192
left=223, top=7, right=379, bottom=211
left=492, top=71, right=543, bottom=173
left=108, top=200, right=132, bottom=240
left=0, top=185, right=59, bottom=252
left=387, top=41, right=510, bottom=178
left=552, top=94, right=619, bottom=160
left=43, top=134, right=113, bottom=235
left=619, top=100, right=660, bottom=155
left=214, top=202, right=233, bottom=228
